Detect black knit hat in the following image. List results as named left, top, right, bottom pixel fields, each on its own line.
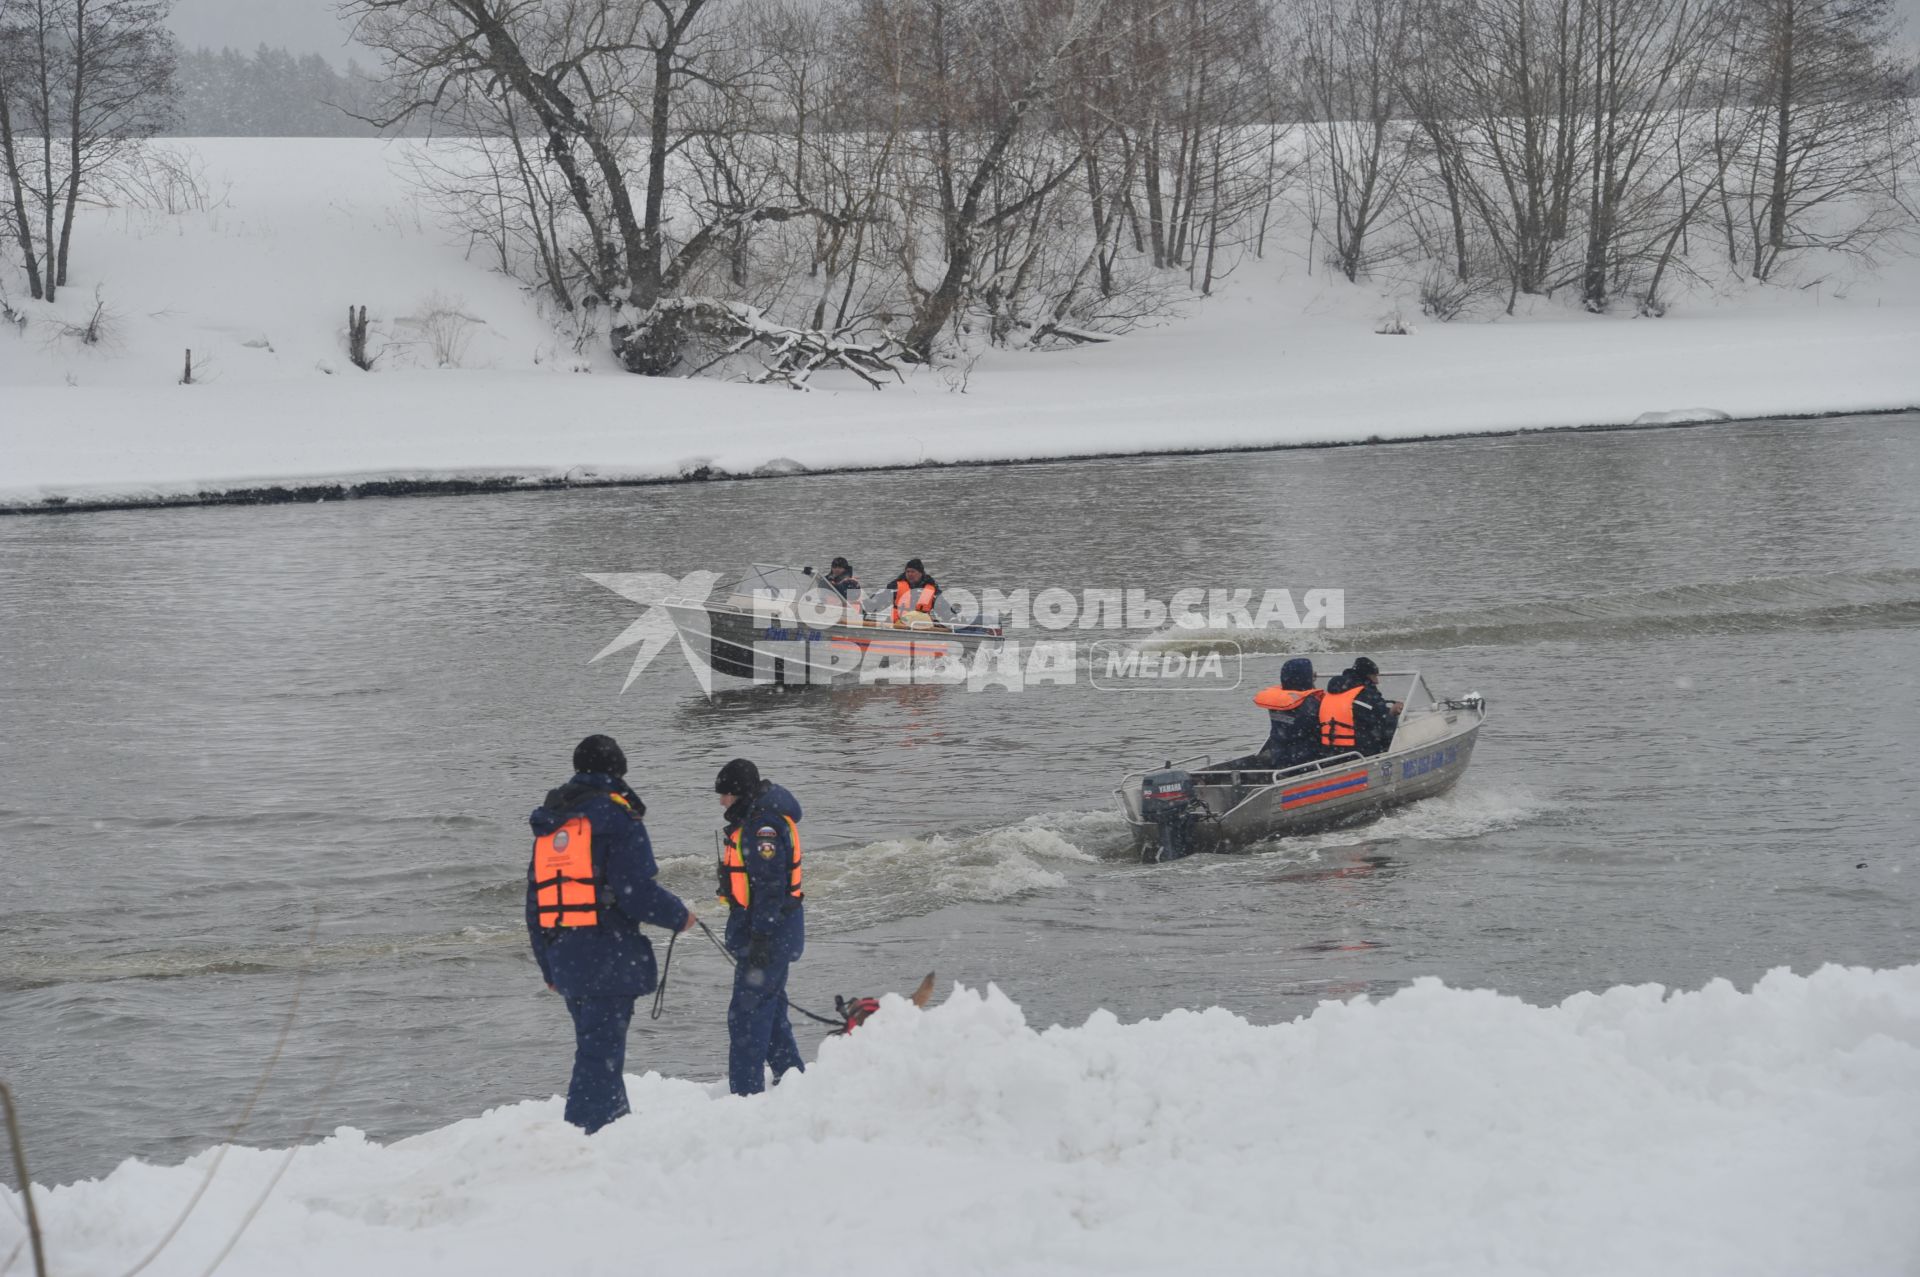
left=715, top=757, right=760, bottom=796
left=1351, top=656, right=1380, bottom=680
left=573, top=734, right=627, bottom=776
left=904, top=558, right=925, bottom=572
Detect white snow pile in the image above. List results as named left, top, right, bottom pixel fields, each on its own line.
left=1631, top=407, right=1736, bottom=426
left=14, top=963, right=1920, bottom=1276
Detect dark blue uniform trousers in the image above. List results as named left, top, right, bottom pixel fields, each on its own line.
left=728, top=957, right=805, bottom=1096
left=563, top=994, right=636, bottom=1133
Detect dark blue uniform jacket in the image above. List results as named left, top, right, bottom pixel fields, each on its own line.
left=722, top=782, right=807, bottom=962
left=1261, top=694, right=1323, bottom=768
left=526, top=773, right=690, bottom=998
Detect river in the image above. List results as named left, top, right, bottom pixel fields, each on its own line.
left=3, top=411, right=1917, bottom=1185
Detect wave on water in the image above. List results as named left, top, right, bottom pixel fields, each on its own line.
left=0, top=925, right=518, bottom=993
left=1141, top=567, right=1920, bottom=655
left=0, top=809, right=496, bottom=833
left=660, top=809, right=1127, bottom=931
left=5, top=790, right=1550, bottom=991
left=1269, top=784, right=1560, bottom=857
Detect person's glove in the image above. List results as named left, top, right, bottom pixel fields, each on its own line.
left=746, top=933, right=773, bottom=970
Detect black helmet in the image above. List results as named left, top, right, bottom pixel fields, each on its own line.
left=1351, top=656, right=1380, bottom=681
left=715, top=757, right=760, bottom=796
left=573, top=734, right=627, bottom=777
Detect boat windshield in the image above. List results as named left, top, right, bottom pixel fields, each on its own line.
left=1317, top=669, right=1435, bottom=711
left=732, top=562, right=956, bottom=621
left=728, top=564, right=820, bottom=603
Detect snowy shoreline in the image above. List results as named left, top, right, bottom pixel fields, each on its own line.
left=12, top=967, right=1920, bottom=1275
left=4, top=400, right=1914, bottom=517
left=5, top=139, right=1919, bottom=517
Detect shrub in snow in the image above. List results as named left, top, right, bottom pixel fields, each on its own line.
left=1418, top=267, right=1499, bottom=323
left=409, top=294, right=480, bottom=369
left=51, top=287, right=120, bottom=349
left=346, top=306, right=374, bottom=371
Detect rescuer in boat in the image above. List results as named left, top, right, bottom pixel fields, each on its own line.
left=1253, top=657, right=1324, bottom=769
left=526, top=735, right=695, bottom=1133
left=715, top=757, right=807, bottom=1096
left=1319, top=657, right=1403, bottom=757
left=820, top=556, right=862, bottom=600
left=884, top=558, right=941, bottom=624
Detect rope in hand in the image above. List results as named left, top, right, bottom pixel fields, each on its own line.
left=649, top=929, right=678, bottom=1021
left=693, top=920, right=846, bottom=1029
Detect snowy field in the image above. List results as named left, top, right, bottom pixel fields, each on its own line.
left=2, top=138, right=1918, bottom=510
left=13, top=966, right=1920, bottom=1276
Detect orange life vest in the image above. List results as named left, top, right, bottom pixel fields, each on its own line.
left=1254, top=686, right=1320, bottom=714
left=1319, top=685, right=1366, bottom=750
left=719, top=815, right=803, bottom=909
left=532, top=817, right=599, bottom=929
left=892, top=579, right=936, bottom=621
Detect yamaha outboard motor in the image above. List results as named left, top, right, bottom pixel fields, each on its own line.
left=1139, top=768, right=1204, bottom=863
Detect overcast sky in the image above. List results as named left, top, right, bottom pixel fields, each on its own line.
left=167, top=0, right=366, bottom=61
left=166, top=0, right=1918, bottom=65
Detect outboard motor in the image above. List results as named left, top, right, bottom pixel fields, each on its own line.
left=1139, top=768, right=1204, bottom=863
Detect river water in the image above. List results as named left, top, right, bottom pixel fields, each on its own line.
left=3, top=413, right=1918, bottom=1185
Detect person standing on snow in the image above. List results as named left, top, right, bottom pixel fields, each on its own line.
left=713, top=758, right=807, bottom=1096
left=527, top=734, right=694, bottom=1133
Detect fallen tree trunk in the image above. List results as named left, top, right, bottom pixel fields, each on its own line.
left=623, top=298, right=912, bottom=389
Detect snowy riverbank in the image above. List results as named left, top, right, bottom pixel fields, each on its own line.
left=11, top=965, right=1919, bottom=1276
left=3, top=139, right=1919, bottom=512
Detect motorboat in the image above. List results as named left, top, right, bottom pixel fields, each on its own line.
left=1115, top=670, right=1487, bottom=862
left=661, top=563, right=1007, bottom=687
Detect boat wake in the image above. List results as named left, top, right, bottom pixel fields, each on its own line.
left=662, top=810, right=1123, bottom=931
left=1274, top=783, right=1560, bottom=856
left=1142, top=567, right=1920, bottom=655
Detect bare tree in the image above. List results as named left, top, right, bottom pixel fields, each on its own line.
left=52, top=0, right=173, bottom=286
left=1414, top=0, right=1596, bottom=302
left=0, top=0, right=46, bottom=298
left=843, top=0, right=1112, bottom=359
left=1724, top=0, right=1916, bottom=280
left=0, top=0, right=173, bottom=302
left=349, top=0, right=879, bottom=376
left=1576, top=0, right=1733, bottom=309
left=1295, top=0, right=1417, bottom=281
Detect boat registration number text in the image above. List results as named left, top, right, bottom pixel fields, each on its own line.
left=1401, top=744, right=1460, bottom=780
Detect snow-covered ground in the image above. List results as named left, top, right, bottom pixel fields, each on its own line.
left=12, top=966, right=1919, bottom=1276
left=2, top=138, right=1918, bottom=510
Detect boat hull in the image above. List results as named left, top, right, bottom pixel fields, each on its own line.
left=1119, top=706, right=1485, bottom=857
left=664, top=600, right=1003, bottom=687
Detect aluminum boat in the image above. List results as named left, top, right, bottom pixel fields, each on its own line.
left=661, top=563, right=1007, bottom=688
left=1116, top=670, right=1487, bottom=862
